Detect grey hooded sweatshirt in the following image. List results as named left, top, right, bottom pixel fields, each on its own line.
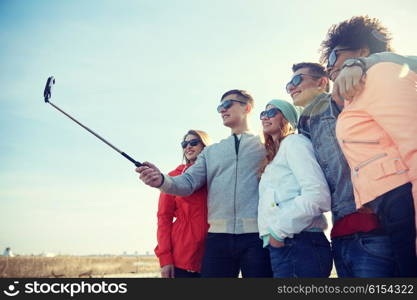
left=159, top=132, right=265, bottom=234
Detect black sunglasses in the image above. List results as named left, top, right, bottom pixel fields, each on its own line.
left=327, top=48, right=355, bottom=68
left=217, top=99, right=247, bottom=113
left=285, top=73, right=321, bottom=94
left=181, top=138, right=201, bottom=149
left=260, top=107, right=281, bottom=119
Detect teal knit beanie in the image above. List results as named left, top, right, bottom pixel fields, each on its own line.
left=266, top=99, right=299, bottom=129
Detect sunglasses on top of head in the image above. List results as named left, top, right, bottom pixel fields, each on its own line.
left=217, top=99, right=247, bottom=113
left=285, top=73, right=321, bottom=94
left=326, top=47, right=355, bottom=69
left=259, top=107, right=281, bottom=120
left=181, top=138, right=201, bottom=149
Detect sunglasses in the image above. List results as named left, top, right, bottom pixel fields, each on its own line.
left=181, top=138, right=201, bottom=149
left=260, top=107, right=281, bottom=119
left=327, top=48, right=355, bottom=68
left=285, top=73, right=321, bottom=94
left=217, top=99, right=247, bottom=113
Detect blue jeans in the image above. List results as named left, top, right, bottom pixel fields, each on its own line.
left=268, top=231, right=332, bottom=278
left=332, top=232, right=396, bottom=277
left=201, top=233, right=272, bottom=278
left=372, top=183, right=417, bottom=276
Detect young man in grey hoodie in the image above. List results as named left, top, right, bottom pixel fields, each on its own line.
left=136, top=89, right=272, bottom=277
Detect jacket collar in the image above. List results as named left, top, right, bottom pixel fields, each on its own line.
left=304, top=93, right=329, bottom=112
left=230, top=130, right=253, bottom=137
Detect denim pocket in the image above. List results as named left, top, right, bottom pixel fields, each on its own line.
left=269, top=244, right=285, bottom=250
left=268, top=244, right=292, bottom=262
left=268, top=244, right=294, bottom=277
left=358, top=235, right=395, bottom=260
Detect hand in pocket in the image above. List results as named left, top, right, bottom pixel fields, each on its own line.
left=270, top=235, right=285, bottom=248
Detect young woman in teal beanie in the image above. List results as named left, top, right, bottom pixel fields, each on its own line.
left=258, top=99, right=333, bottom=277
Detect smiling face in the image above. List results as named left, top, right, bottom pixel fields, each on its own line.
left=182, top=134, right=204, bottom=163
left=288, top=67, right=324, bottom=107
left=218, top=93, right=249, bottom=128
left=261, top=104, right=286, bottom=137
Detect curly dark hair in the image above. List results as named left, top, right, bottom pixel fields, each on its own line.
left=319, top=16, right=393, bottom=65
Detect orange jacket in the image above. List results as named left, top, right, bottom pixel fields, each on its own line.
left=336, top=62, right=417, bottom=220
left=154, top=164, right=208, bottom=272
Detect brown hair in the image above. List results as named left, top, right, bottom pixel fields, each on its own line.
left=221, top=89, right=254, bottom=108
left=292, top=62, right=330, bottom=92
left=258, top=117, right=295, bottom=177
left=182, top=129, right=211, bottom=164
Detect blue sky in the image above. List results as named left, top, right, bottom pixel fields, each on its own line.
left=1, top=0, right=416, bottom=255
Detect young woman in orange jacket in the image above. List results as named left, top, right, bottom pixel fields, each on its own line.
left=154, top=130, right=211, bottom=278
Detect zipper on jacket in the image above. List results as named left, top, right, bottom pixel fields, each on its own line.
left=392, top=158, right=409, bottom=175
left=342, top=139, right=380, bottom=144
left=234, top=156, right=238, bottom=233
left=353, top=153, right=387, bottom=176
left=233, top=134, right=240, bottom=234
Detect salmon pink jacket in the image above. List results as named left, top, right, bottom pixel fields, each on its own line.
left=336, top=62, right=417, bottom=225
left=154, top=164, right=209, bottom=272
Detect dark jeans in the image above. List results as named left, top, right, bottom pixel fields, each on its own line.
left=333, top=182, right=417, bottom=277
left=201, top=233, right=272, bottom=278
left=174, top=267, right=200, bottom=278
left=333, top=232, right=396, bottom=277
left=374, top=183, right=417, bottom=277
left=268, top=231, right=332, bottom=278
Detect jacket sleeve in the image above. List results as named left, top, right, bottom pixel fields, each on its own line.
left=268, top=136, right=331, bottom=240
left=159, top=149, right=207, bottom=196
left=154, top=191, right=176, bottom=267
left=358, top=62, right=417, bottom=241
left=363, top=52, right=417, bottom=72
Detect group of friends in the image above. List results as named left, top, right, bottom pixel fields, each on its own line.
left=136, top=16, right=417, bottom=278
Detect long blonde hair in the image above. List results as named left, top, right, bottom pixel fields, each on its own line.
left=258, top=118, right=295, bottom=177
left=182, top=129, right=211, bottom=164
